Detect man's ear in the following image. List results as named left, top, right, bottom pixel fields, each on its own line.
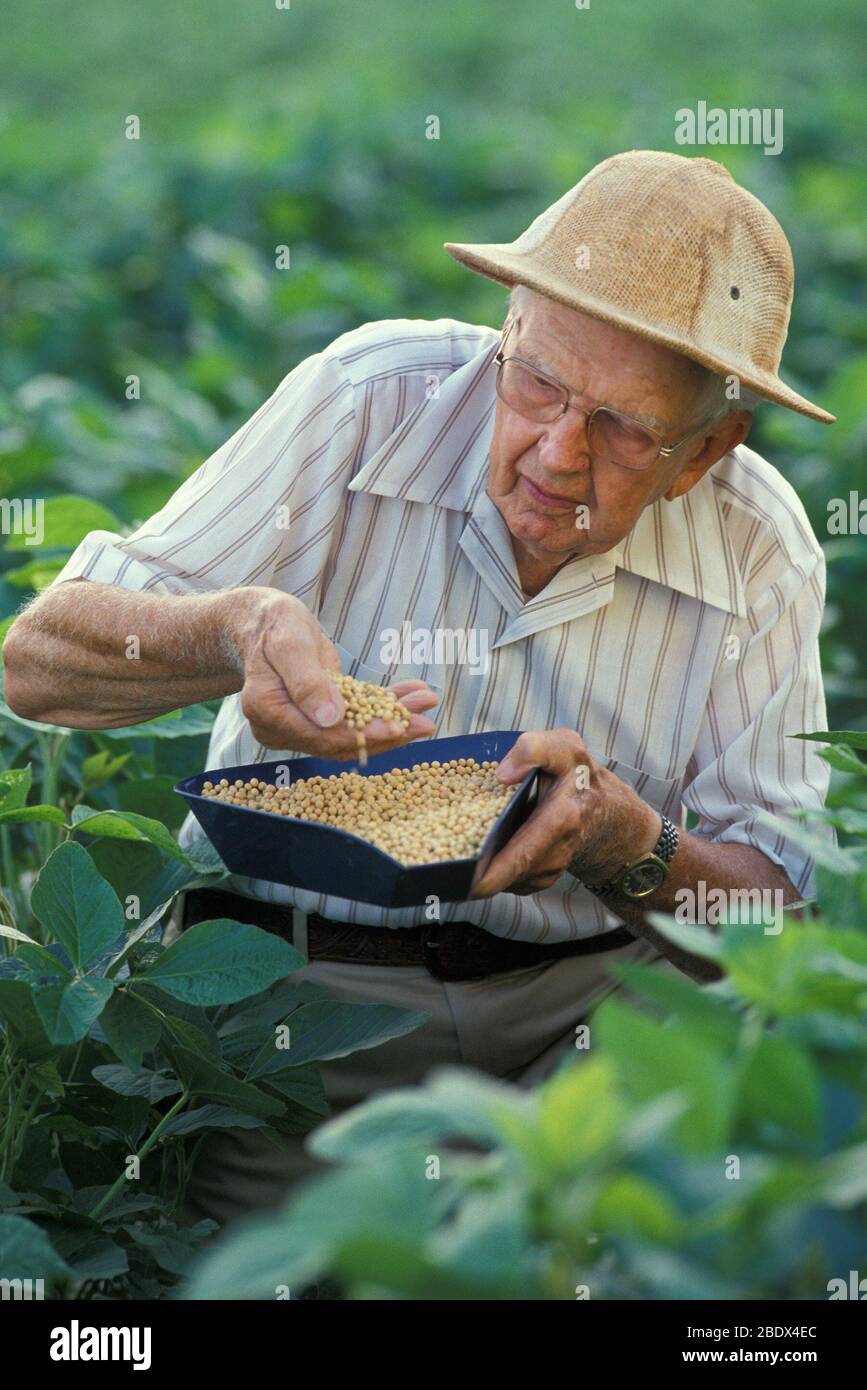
left=664, top=411, right=753, bottom=501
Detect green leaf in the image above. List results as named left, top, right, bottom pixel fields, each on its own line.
left=614, top=963, right=741, bottom=1046
left=4, top=559, right=66, bottom=590
left=622, top=1244, right=741, bottom=1300
left=595, top=997, right=735, bottom=1154
left=159, top=1104, right=270, bottom=1138
left=0, top=923, right=39, bottom=946
left=735, top=1034, right=821, bottom=1138
left=71, top=805, right=193, bottom=865
left=29, top=1058, right=66, bottom=1098
left=593, top=1174, right=682, bottom=1242
left=40, top=1115, right=100, bottom=1147
left=48, top=1230, right=129, bottom=1280
left=103, top=916, right=168, bottom=982
left=334, top=1235, right=495, bottom=1300
left=529, top=1057, right=622, bottom=1171
left=0, top=1214, right=74, bottom=1280
left=133, top=919, right=303, bottom=1006
left=820, top=1142, right=867, bottom=1208
left=723, top=925, right=866, bottom=1016
left=310, top=1067, right=525, bottom=1161
left=812, top=807, right=867, bottom=837
left=16, top=942, right=72, bottom=978
left=89, top=840, right=222, bottom=944
left=0, top=804, right=66, bottom=826
left=814, top=863, right=867, bottom=929
left=795, top=730, right=867, bottom=750
left=123, top=1222, right=215, bottom=1276
left=258, top=1064, right=329, bottom=1117
left=152, top=1006, right=222, bottom=1063
left=98, top=989, right=162, bottom=1070
left=0, top=979, right=54, bottom=1060
left=3, top=495, right=122, bottom=551
left=30, top=841, right=124, bottom=970
left=752, top=811, right=857, bottom=874
left=81, top=749, right=132, bottom=790
left=30, top=975, right=114, bottom=1045
left=428, top=1187, right=528, bottom=1287
left=116, top=774, right=188, bottom=830
left=184, top=1149, right=448, bottom=1300
left=644, top=912, right=724, bottom=961
left=169, top=1045, right=285, bottom=1118
left=99, top=704, right=216, bottom=741
left=0, top=764, right=32, bottom=812
left=92, top=1064, right=182, bottom=1103
left=247, top=1000, right=427, bottom=1074
left=219, top=981, right=328, bottom=1039
left=819, top=744, right=867, bottom=775
left=218, top=983, right=327, bottom=1065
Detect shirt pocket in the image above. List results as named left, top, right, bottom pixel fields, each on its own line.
left=596, top=754, right=685, bottom=821
left=331, top=640, right=388, bottom=686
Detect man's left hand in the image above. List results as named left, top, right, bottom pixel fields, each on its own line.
left=471, top=729, right=662, bottom=898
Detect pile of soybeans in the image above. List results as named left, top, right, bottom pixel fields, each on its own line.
left=201, top=757, right=517, bottom=865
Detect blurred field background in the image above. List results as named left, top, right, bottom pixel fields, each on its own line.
left=1, top=0, right=865, bottom=723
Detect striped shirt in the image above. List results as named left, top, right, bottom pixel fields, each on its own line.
left=53, top=316, right=832, bottom=941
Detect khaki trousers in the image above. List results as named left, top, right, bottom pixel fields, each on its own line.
left=167, top=900, right=667, bottom=1231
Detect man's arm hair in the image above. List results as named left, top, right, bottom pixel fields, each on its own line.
left=1, top=580, right=261, bottom=727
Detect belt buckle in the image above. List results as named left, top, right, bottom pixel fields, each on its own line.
left=421, top=921, right=449, bottom=980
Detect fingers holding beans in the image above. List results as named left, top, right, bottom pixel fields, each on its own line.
left=242, top=658, right=438, bottom=759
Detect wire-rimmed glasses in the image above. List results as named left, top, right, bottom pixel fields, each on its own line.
left=494, top=343, right=716, bottom=471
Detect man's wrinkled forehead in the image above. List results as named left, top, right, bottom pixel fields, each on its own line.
left=511, top=294, right=715, bottom=419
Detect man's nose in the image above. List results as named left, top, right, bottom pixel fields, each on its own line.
left=537, top=409, right=593, bottom=472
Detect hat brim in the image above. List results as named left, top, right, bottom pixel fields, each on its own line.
left=444, top=241, right=836, bottom=425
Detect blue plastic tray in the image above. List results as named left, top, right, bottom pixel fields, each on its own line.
left=174, top=730, right=538, bottom=908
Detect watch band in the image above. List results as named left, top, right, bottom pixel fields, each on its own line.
left=581, top=814, right=680, bottom=898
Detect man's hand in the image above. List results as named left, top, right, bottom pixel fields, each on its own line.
left=230, top=588, right=438, bottom=758
left=471, top=728, right=660, bottom=897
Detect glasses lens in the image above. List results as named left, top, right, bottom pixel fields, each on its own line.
left=498, top=359, right=565, bottom=422
left=588, top=408, right=659, bottom=469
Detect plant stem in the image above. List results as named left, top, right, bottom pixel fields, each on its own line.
left=35, top=731, right=70, bottom=862
left=65, top=1038, right=84, bottom=1084
left=0, top=828, right=23, bottom=930
left=90, top=1091, right=190, bottom=1220
left=0, top=1058, right=24, bottom=1138
left=0, top=1064, right=33, bottom=1182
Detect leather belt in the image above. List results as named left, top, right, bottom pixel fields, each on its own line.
left=181, top=886, right=637, bottom=983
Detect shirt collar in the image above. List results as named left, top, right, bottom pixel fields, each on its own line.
left=347, top=333, right=747, bottom=637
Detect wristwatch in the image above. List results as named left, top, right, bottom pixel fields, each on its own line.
left=578, top=815, right=679, bottom=901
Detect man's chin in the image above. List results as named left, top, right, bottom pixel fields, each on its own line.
left=511, top=512, right=601, bottom=561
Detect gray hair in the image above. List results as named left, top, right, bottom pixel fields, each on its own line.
left=505, top=283, right=759, bottom=419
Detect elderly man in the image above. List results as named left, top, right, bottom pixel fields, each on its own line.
left=4, top=150, right=834, bottom=1227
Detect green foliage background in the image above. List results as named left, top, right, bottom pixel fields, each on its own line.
left=1, top=0, right=865, bottom=720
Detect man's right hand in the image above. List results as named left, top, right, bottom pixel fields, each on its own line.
left=229, top=587, right=438, bottom=759
left=2, top=579, right=438, bottom=753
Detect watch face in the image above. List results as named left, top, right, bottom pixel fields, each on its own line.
left=621, top=858, right=667, bottom=899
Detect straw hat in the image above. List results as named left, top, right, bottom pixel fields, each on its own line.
left=444, top=149, right=834, bottom=424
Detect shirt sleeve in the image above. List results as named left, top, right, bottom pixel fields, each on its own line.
left=682, top=543, right=833, bottom=900
left=49, top=349, right=357, bottom=598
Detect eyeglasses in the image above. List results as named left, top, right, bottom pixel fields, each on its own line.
left=494, top=336, right=716, bottom=471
